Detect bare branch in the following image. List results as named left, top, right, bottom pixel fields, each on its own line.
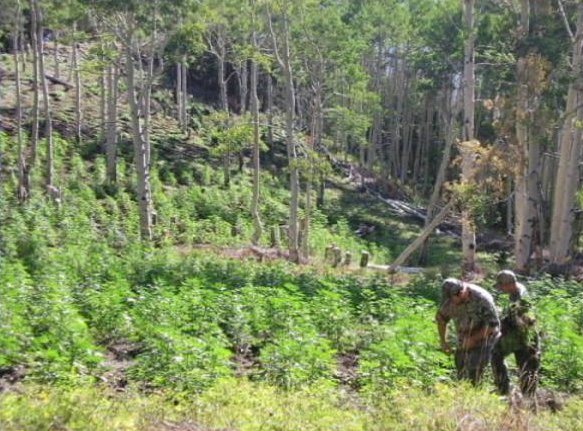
left=557, top=0, right=575, bottom=43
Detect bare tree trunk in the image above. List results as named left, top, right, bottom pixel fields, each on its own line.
left=250, top=11, right=263, bottom=245
left=143, top=22, right=157, bottom=169
left=267, top=73, right=274, bottom=159
left=73, top=24, right=82, bottom=145
left=392, top=56, right=405, bottom=179
left=218, top=46, right=228, bottom=112
left=216, top=45, right=231, bottom=188
left=106, top=62, right=118, bottom=186
left=14, top=0, right=28, bottom=202
left=418, top=89, right=458, bottom=263
left=400, top=88, right=413, bottom=184
left=100, top=66, right=107, bottom=144
left=549, top=4, right=583, bottom=264
left=181, top=62, right=188, bottom=129
left=390, top=199, right=456, bottom=270
left=514, top=0, right=543, bottom=273
left=176, top=62, right=182, bottom=126
left=302, top=93, right=321, bottom=259
left=461, top=0, right=477, bottom=273
left=239, top=61, right=248, bottom=114
left=53, top=31, right=59, bottom=78
left=367, top=42, right=382, bottom=171
left=29, top=0, right=39, bottom=167
left=269, top=6, right=300, bottom=263
left=126, top=20, right=153, bottom=240
left=33, top=0, right=54, bottom=190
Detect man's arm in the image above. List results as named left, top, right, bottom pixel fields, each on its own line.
left=436, top=311, right=451, bottom=353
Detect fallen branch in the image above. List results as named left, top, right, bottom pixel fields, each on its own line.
left=389, top=199, right=456, bottom=271
left=45, top=74, right=73, bottom=90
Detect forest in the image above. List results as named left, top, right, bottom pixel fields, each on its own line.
left=1, top=0, right=583, bottom=430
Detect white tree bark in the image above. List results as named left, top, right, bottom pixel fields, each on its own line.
left=73, top=23, right=82, bottom=144
left=250, top=6, right=263, bottom=246
left=33, top=0, right=54, bottom=190
left=106, top=61, right=118, bottom=185
left=181, top=62, right=187, bottom=129
left=514, top=0, right=543, bottom=273
left=269, top=5, right=300, bottom=263
left=14, top=0, right=28, bottom=201
left=549, top=4, right=583, bottom=264
left=461, top=0, right=477, bottom=273
left=125, top=18, right=153, bottom=240
left=239, top=61, right=248, bottom=114
left=390, top=199, right=455, bottom=270
left=176, top=62, right=182, bottom=127
left=29, top=0, right=39, bottom=167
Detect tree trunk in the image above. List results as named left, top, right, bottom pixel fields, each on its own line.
left=418, top=89, right=457, bottom=263
left=143, top=25, right=157, bottom=168
left=239, top=60, right=248, bottom=114
left=216, top=46, right=231, bottom=188
left=400, top=87, right=413, bottom=184
left=514, top=0, right=543, bottom=273
left=392, top=56, right=405, bottom=179
left=29, top=0, right=39, bottom=167
left=390, top=199, right=455, bottom=270
left=250, top=8, right=263, bottom=246
left=33, top=0, right=54, bottom=190
left=14, top=0, right=28, bottom=202
left=53, top=31, right=59, bottom=78
left=73, top=24, right=82, bottom=145
left=461, top=0, right=477, bottom=273
left=126, top=21, right=153, bottom=241
left=267, top=73, right=274, bottom=160
left=367, top=42, right=383, bottom=171
left=181, top=62, right=188, bottom=129
left=549, top=4, right=583, bottom=264
left=106, top=62, right=118, bottom=186
left=269, top=6, right=300, bottom=263
left=176, top=62, right=182, bottom=127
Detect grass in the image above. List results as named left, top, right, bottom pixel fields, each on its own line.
left=1, top=380, right=583, bottom=431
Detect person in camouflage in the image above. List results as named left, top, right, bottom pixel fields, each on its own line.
left=436, top=278, right=501, bottom=384
left=491, top=270, right=540, bottom=396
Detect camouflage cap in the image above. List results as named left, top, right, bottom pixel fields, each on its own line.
left=496, top=270, right=517, bottom=286
left=442, top=278, right=464, bottom=297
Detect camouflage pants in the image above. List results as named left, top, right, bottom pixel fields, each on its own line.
left=455, top=341, right=496, bottom=385
left=491, top=324, right=540, bottom=396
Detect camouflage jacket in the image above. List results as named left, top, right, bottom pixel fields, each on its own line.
left=502, top=282, right=536, bottom=331
left=438, top=283, right=500, bottom=344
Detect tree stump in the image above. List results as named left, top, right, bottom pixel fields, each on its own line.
left=270, top=226, right=281, bottom=248
left=344, top=251, right=352, bottom=267
left=333, top=247, right=342, bottom=267
left=360, top=251, right=370, bottom=268
left=324, top=245, right=335, bottom=263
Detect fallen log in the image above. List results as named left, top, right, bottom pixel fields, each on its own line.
left=45, top=74, right=73, bottom=90
left=388, top=199, right=456, bottom=271
left=368, top=263, right=424, bottom=274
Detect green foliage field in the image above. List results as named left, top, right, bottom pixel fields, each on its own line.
left=2, top=130, right=583, bottom=429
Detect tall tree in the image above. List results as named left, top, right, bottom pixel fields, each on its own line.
left=268, top=0, right=301, bottom=263
left=549, top=2, right=583, bottom=264
left=13, top=0, right=29, bottom=201
left=513, top=0, right=550, bottom=273
left=461, top=0, right=477, bottom=273
left=249, top=0, right=263, bottom=245
left=32, top=0, right=55, bottom=191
